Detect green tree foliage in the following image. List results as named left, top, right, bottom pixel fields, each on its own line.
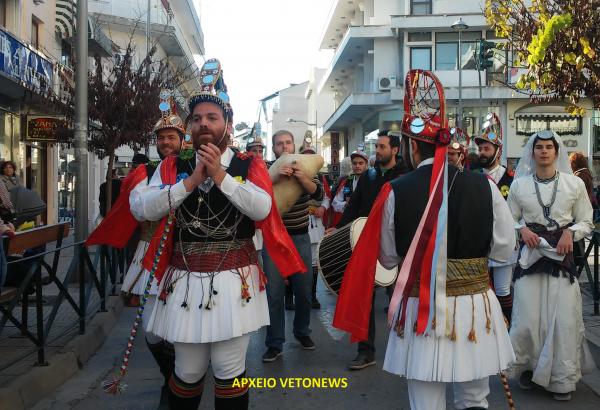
left=486, top=0, right=600, bottom=114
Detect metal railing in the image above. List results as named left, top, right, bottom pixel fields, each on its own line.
left=0, top=239, right=129, bottom=370
left=577, top=233, right=600, bottom=315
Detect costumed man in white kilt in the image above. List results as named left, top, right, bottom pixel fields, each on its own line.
left=130, top=59, right=305, bottom=410
left=86, top=92, right=185, bottom=406
left=507, top=130, right=595, bottom=401
left=333, top=70, right=516, bottom=410
left=475, top=113, right=517, bottom=324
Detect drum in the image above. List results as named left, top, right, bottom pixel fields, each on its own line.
left=318, top=217, right=398, bottom=295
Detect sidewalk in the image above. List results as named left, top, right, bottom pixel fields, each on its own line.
left=0, top=235, right=128, bottom=409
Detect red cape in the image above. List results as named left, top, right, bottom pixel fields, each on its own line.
left=143, top=155, right=306, bottom=284
left=85, top=166, right=148, bottom=248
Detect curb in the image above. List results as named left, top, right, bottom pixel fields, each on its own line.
left=0, top=295, right=124, bottom=410
left=584, top=333, right=600, bottom=397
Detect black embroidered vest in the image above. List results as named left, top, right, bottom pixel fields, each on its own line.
left=174, top=153, right=255, bottom=242
left=392, top=165, right=493, bottom=259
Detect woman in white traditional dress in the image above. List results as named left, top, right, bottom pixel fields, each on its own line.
left=508, top=130, right=596, bottom=401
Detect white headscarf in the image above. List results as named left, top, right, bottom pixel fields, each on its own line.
left=514, top=130, right=573, bottom=179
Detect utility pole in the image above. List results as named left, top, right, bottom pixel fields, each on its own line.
left=145, top=0, right=151, bottom=157
left=75, top=0, right=89, bottom=242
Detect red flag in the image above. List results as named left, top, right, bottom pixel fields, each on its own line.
left=85, top=166, right=148, bottom=248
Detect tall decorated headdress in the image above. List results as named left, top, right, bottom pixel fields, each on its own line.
left=449, top=127, right=470, bottom=152
left=188, top=58, right=233, bottom=119
left=475, top=112, right=503, bottom=148
left=388, top=69, right=451, bottom=338
left=181, top=115, right=194, bottom=151
left=299, top=130, right=316, bottom=154
left=153, top=89, right=185, bottom=136
left=246, top=122, right=265, bottom=149
left=246, top=136, right=265, bottom=149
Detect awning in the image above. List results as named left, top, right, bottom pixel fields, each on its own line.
left=55, top=0, right=113, bottom=57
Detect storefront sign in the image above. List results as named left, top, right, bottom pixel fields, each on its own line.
left=0, top=27, right=53, bottom=94
left=27, top=116, right=62, bottom=142
left=330, top=131, right=340, bottom=177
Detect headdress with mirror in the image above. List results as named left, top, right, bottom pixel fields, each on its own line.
left=153, top=89, right=185, bottom=136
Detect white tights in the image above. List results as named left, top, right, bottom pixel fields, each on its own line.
left=493, top=265, right=513, bottom=297
left=173, top=334, right=250, bottom=383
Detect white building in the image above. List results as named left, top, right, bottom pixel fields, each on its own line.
left=258, top=82, right=309, bottom=162
left=0, top=0, right=115, bottom=226
left=317, top=0, right=596, bottom=173
left=77, top=0, right=205, bottom=226
left=89, top=0, right=204, bottom=164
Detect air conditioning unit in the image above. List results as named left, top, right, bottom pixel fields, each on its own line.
left=378, top=76, right=397, bottom=91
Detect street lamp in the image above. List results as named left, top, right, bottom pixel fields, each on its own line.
left=286, top=118, right=317, bottom=127
left=287, top=118, right=319, bottom=153
left=451, top=17, right=469, bottom=129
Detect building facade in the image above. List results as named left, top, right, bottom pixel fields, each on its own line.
left=317, top=0, right=595, bottom=174
left=258, top=82, right=309, bottom=162
left=0, top=0, right=107, bottom=226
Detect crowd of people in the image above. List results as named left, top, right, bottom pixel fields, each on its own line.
left=85, top=62, right=598, bottom=410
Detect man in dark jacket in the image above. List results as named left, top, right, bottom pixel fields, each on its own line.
left=98, top=169, right=122, bottom=218
left=326, top=130, right=406, bottom=370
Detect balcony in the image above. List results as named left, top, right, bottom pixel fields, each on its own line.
left=56, top=1, right=114, bottom=57
left=320, top=0, right=361, bottom=50
left=318, top=25, right=393, bottom=95
left=391, top=13, right=487, bottom=32
left=322, top=92, right=394, bottom=133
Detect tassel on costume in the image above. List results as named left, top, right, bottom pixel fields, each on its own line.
left=467, top=294, right=477, bottom=343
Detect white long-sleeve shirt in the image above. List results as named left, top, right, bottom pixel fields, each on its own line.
left=130, top=148, right=272, bottom=223
left=379, top=159, right=516, bottom=269
left=507, top=172, right=593, bottom=242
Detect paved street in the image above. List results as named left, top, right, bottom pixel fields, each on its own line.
left=32, top=279, right=600, bottom=410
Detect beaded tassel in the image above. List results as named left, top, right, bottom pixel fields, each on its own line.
left=500, top=371, right=516, bottom=410
left=240, top=268, right=252, bottom=303
left=102, top=212, right=175, bottom=395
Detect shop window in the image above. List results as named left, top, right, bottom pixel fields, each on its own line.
left=411, top=0, right=431, bottom=15
left=516, top=115, right=582, bottom=136
left=410, top=47, right=431, bottom=70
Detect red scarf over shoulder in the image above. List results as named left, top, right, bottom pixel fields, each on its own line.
left=142, top=155, right=306, bottom=284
